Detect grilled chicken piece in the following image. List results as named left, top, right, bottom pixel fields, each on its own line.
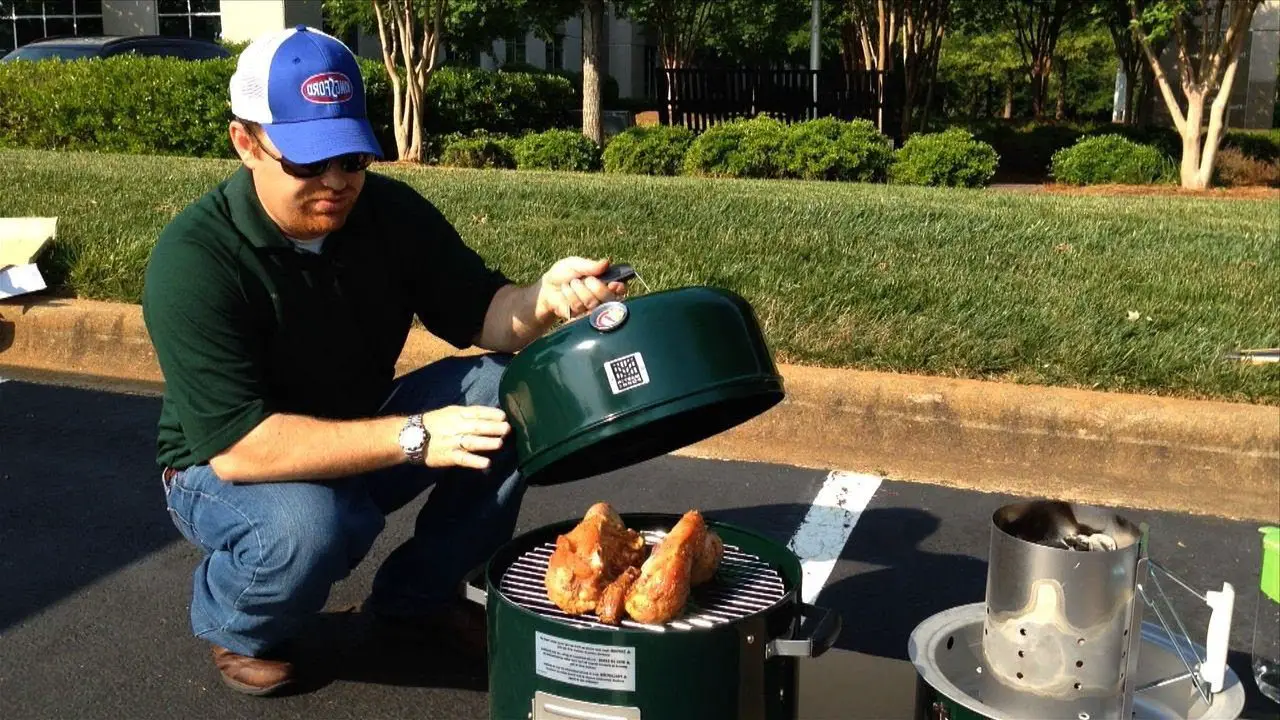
left=545, top=503, right=648, bottom=615
left=692, top=529, right=724, bottom=585
left=624, top=510, right=711, bottom=625
left=597, top=566, right=640, bottom=625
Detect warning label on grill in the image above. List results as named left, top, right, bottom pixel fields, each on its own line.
left=535, top=632, right=636, bottom=692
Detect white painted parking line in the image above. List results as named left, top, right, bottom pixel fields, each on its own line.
left=787, top=470, right=882, bottom=604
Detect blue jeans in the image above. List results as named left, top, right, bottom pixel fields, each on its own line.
left=161, top=354, right=524, bottom=657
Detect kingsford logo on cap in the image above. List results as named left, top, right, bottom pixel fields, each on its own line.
left=301, top=72, right=354, bottom=104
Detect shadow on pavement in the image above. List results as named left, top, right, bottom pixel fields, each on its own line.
left=700, top=502, right=988, bottom=663
left=281, top=608, right=490, bottom=694
left=822, top=506, right=988, bottom=659
left=0, top=381, right=178, bottom=632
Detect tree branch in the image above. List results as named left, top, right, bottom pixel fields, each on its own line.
left=1132, top=0, right=1187, bottom=133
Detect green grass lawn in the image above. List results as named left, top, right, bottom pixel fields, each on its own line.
left=3, top=148, right=1277, bottom=404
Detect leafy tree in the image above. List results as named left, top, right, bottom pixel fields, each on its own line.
left=613, top=0, right=717, bottom=69
left=936, top=30, right=1023, bottom=118
left=835, top=0, right=952, bottom=135
left=323, top=0, right=578, bottom=161
left=1129, top=0, right=1263, bottom=188
left=1093, top=0, right=1168, bottom=124
left=1052, top=24, right=1119, bottom=121
left=703, top=0, right=814, bottom=67
left=951, top=0, right=1084, bottom=119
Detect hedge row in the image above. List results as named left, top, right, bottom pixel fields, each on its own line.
left=0, top=55, right=579, bottom=158
left=966, top=119, right=1280, bottom=185
left=438, top=117, right=1003, bottom=188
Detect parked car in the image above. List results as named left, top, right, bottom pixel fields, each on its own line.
left=1, top=35, right=231, bottom=63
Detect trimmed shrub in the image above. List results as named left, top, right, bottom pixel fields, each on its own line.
left=514, top=129, right=602, bottom=172
left=439, top=132, right=517, bottom=169
left=1050, top=134, right=1175, bottom=185
left=602, top=125, right=694, bottom=175
left=682, top=115, right=789, bottom=179
left=778, top=117, right=894, bottom=182
left=1092, top=124, right=1182, bottom=159
left=425, top=67, right=576, bottom=136
left=1212, top=147, right=1280, bottom=187
left=0, top=55, right=238, bottom=158
left=889, top=128, right=1000, bottom=188
left=0, top=56, right=574, bottom=160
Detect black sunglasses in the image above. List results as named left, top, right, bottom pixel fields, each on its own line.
left=248, top=131, right=374, bottom=178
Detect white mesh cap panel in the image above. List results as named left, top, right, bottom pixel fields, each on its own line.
left=229, top=27, right=299, bottom=123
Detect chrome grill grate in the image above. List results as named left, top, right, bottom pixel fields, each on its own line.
left=498, top=530, right=788, bottom=632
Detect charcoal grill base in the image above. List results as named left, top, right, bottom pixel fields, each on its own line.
left=471, top=513, right=837, bottom=720
left=909, top=603, right=1245, bottom=720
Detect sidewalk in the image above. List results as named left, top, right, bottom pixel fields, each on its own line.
left=2, top=296, right=1276, bottom=522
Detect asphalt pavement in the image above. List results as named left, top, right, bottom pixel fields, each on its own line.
left=1, top=377, right=1277, bottom=720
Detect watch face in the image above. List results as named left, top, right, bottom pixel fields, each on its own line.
left=401, top=426, right=425, bottom=449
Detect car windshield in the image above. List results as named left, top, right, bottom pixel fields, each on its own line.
left=1, top=46, right=102, bottom=62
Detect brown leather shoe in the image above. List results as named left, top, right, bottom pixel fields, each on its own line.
left=211, top=645, right=295, bottom=696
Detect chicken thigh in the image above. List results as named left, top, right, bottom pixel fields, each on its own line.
left=545, top=503, right=648, bottom=616
left=623, top=510, right=722, bottom=625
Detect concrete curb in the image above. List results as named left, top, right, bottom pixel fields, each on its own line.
left=3, top=297, right=1277, bottom=523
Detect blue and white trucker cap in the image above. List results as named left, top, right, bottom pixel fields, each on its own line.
left=230, top=26, right=383, bottom=164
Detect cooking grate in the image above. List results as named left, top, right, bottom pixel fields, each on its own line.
left=498, top=530, right=788, bottom=631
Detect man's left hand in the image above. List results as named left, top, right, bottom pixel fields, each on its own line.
left=535, top=257, right=627, bottom=323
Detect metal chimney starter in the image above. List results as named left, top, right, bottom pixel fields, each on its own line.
left=980, top=500, right=1146, bottom=720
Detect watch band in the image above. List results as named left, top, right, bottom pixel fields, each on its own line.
left=399, top=413, right=428, bottom=464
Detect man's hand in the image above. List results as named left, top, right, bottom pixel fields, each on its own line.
left=420, top=405, right=511, bottom=470
left=535, top=257, right=627, bottom=324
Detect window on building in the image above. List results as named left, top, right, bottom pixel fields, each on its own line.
left=0, top=0, right=104, bottom=55
left=544, top=32, right=564, bottom=70
left=157, top=0, right=220, bottom=42
left=504, top=35, right=526, bottom=66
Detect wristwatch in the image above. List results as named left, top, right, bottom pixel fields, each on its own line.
left=398, top=413, right=429, bottom=464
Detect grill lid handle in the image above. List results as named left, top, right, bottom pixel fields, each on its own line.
left=766, top=602, right=841, bottom=659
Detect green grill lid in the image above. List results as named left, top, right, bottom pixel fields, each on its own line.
left=498, top=286, right=784, bottom=484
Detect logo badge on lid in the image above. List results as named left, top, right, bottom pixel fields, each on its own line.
left=589, top=302, right=629, bottom=332
left=300, top=72, right=354, bottom=104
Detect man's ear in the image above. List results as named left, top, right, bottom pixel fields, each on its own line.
left=228, top=121, right=257, bottom=165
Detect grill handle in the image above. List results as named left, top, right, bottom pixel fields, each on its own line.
left=462, top=563, right=487, bottom=606
left=766, top=602, right=841, bottom=659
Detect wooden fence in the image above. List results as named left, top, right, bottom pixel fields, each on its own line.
left=647, top=68, right=901, bottom=135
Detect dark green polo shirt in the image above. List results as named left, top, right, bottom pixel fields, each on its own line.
left=142, top=166, right=509, bottom=470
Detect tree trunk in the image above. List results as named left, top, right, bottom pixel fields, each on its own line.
left=1180, top=91, right=1205, bottom=189
left=582, top=0, right=604, bottom=145
left=1055, top=57, right=1067, bottom=120
left=1003, top=77, right=1014, bottom=119
left=1136, top=62, right=1156, bottom=126
left=900, top=64, right=917, bottom=141
left=1122, top=66, right=1136, bottom=124
left=920, top=53, right=939, bottom=131
left=1031, top=56, right=1052, bottom=119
